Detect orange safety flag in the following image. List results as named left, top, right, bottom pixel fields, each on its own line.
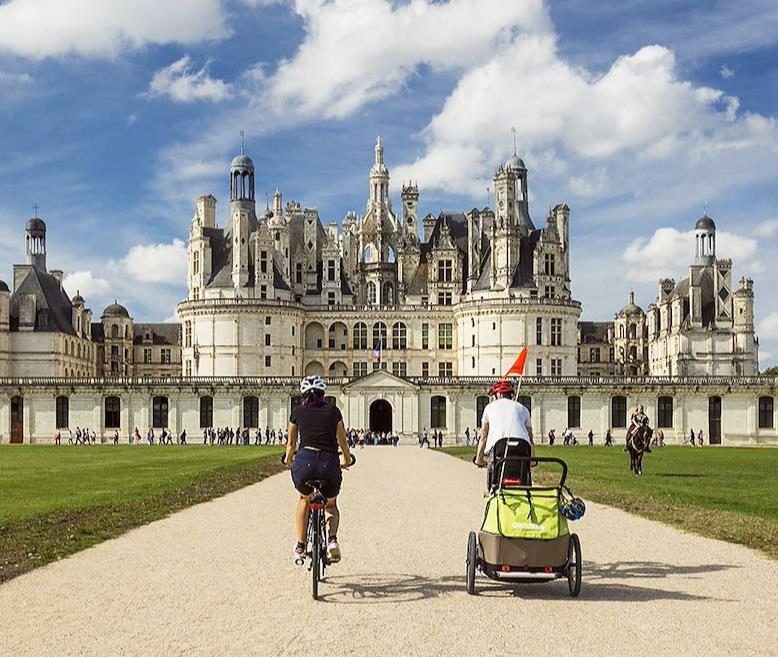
left=502, top=346, right=529, bottom=379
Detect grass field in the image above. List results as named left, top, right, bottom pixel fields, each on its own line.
left=443, top=445, right=778, bottom=559
left=0, top=445, right=283, bottom=582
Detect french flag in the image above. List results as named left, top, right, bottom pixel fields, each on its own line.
left=373, top=340, right=382, bottom=365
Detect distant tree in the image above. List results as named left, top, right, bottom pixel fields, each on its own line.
left=761, top=366, right=778, bottom=377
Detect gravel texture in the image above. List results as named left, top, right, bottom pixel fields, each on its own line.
left=1, top=448, right=777, bottom=657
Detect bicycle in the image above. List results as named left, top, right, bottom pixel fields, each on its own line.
left=281, top=452, right=356, bottom=600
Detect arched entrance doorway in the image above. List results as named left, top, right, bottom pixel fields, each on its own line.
left=369, top=399, right=392, bottom=433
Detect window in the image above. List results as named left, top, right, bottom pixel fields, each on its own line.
left=392, top=322, right=407, bottom=350
left=56, top=396, right=69, bottom=428
left=544, top=286, right=556, bottom=299
left=517, top=396, right=532, bottom=413
left=111, top=345, right=119, bottom=357
left=476, top=396, right=489, bottom=427
left=353, top=322, right=368, bottom=350
left=185, top=360, right=192, bottom=376
left=193, top=251, right=200, bottom=275
left=759, top=396, right=774, bottom=429
left=327, top=260, right=336, bottom=282
left=431, top=395, right=447, bottom=428
left=422, top=362, right=430, bottom=377
left=384, top=282, right=394, bottom=305
left=535, top=358, right=543, bottom=376
left=243, top=396, right=259, bottom=428
left=143, top=348, right=152, bottom=364
left=184, top=321, right=192, bottom=348
left=295, top=262, right=303, bottom=284
left=612, top=396, right=627, bottom=428
left=589, top=347, right=600, bottom=363
left=161, top=348, right=171, bottom=364
left=658, top=396, right=674, bottom=428
left=438, top=362, right=453, bottom=377
left=265, top=316, right=271, bottom=326
left=438, top=323, right=453, bottom=349
left=392, top=362, right=407, bottom=377
left=551, top=358, right=562, bottom=376
left=200, top=396, right=213, bottom=428
left=353, top=362, right=368, bottom=378
left=544, top=253, right=555, bottom=276
left=536, top=317, right=542, bottom=345
left=367, top=281, right=377, bottom=305
left=422, top=323, right=429, bottom=350
left=265, top=355, right=271, bottom=367
left=372, top=322, right=387, bottom=350
left=438, top=259, right=453, bottom=282
left=260, top=285, right=267, bottom=300
left=105, top=396, right=120, bottom=429
left=260, top=250, right=268, bottom=274
left=264, top=333, right=271, bottom=347
left=327, top=292, right=336, bottom=306
left=152, top=396, right=169, bottom=428
left=437, top=291, right=452, bottom=306
left=550, top=318, right=562, bottom=346
left=567, top=395, right=581, bottom=428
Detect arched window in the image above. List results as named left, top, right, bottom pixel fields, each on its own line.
left=353, top=322, right=368, bottom=350
left=105, top=396, right=121, bottom=429
left=431, top=395, right=447, bottom=429
left=372, top=322, right=387, bottom=350
left=56, top=395, right=69, bottom=428
left=567, top=395, right=581, bottom=428
left=384, top=282, right=394, bottom=305
left=111, top=324, right=119, bottom=339
left=611, top=395, right=627, bottom=428
left=476, top=395, right=489, bottom=427
left=619, top=325, right=625, bottom=338
left=392, top=322, right=407, bottom=350
left=629, top=324, right=637, bottom=339
left=243, top=396, right=259, bottom=428
left=363, top=244, right=374, bottom=263
left=200, top=396, right=213, bottom=429
left=366, top=281, right=377, bottom=305
left=152, top=396, right=169, bottom=428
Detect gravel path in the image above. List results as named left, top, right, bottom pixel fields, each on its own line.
left=2, top=448, right=777, bottom=657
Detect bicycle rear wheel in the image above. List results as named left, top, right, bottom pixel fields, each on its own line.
left=311, top=511, right=321, bottom=600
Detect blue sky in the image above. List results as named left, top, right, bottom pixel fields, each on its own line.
left=1, top=0, right=777, bottom=366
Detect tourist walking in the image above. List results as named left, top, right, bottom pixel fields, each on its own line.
left=604, top=429, right=613, bottom=446
left=54, top=429, right=61, bottom=445
left=113, top=429, right=119, bottom=445
left=420, top=428, right=430, bottom=448
left=548, top=429, right=555, bottom=445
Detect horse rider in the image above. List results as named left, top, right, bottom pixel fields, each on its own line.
left=625, top=404, right=652, bottom=453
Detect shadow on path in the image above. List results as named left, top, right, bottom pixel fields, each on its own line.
left=318, top=562, right=737, bottom=604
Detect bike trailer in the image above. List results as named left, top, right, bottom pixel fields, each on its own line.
left=479, top=486, right=570, bottom=568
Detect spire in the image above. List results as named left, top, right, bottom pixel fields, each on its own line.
left=375, top=135, right=384, bottom=165
left=511, top=126, right=517, bottom=155
left=33, top=203, right=39, bottom=218
left=240, top=129, right=245, bottom=154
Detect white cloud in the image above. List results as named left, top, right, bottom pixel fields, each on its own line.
left=720, top=65, right=735, bottom=79
left=0, top=0, right=230, bottom=59
left=62, top=270, right=111, bottom=299
left=119, top=239, right=188, bottom=284
left=266, top=0, right=551, bottom=119
left=622, top=227, right=758, bottom=283
left=759, top=313, right=778, bottom=340
left=127, top=113, right=138, bottom=126
left=754, top=219, right=778, bottom=237
left=147, top=56, right=231, bottom=103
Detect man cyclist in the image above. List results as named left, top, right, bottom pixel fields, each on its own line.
left=284, top=375, right=352, bottom=564
left=474, top=379, right=534, bottom=486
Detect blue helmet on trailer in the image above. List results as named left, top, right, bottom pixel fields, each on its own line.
left=561, top=496, right=586, bottom=521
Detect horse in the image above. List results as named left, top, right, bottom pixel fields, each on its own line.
left=627, top=424, right=652, bottom=476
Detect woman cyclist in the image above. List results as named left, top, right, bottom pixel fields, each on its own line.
left=284, top=375, right=353, bottom=564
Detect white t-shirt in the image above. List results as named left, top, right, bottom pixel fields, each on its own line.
left=481, top=398, right=533, bottom=454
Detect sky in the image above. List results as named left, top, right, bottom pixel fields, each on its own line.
left=0, top=0, right=777, bottom=367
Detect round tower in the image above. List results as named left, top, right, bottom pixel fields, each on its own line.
left=25, top=216, right=47, bottom=271
left=694, top=214, right=716, bottom=266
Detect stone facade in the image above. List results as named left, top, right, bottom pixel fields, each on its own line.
left=179, top=140, right=580, bottom=380
left=1, top=372, right=776, bottom=445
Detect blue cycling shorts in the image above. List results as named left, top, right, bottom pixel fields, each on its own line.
left=291, top=448, right=342, bottom=499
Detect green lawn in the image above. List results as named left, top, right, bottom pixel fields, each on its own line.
left=0, top=445, right=284, bottom=581
left=442, top=445, right=778, bottom=558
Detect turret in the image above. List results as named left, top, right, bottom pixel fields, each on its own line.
left=229, top=150, right=257, bottom=289
left=196, top=195, right=216, bottom=228
left=423, top=213, right=436, bottom=243
left=401, top=182, right=419, bottom=238
left=25, top=216, right=47, bottom=271
left=694, top=214, right=716, bottom=266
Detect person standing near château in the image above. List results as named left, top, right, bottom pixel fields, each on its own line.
left=113, top=429, right=119, bottom=445
left=588, top=429, right=594, bottom=446
left=697, top=429, right=704, bottom=447
left=464, top=427, right=471, bottom=445
left=54, top=429, right=61, bottom=445
left=605, top=429, right=613, bottom=446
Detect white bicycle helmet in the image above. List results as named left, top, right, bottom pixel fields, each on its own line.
left=300, top=375, right=327, bottom=395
